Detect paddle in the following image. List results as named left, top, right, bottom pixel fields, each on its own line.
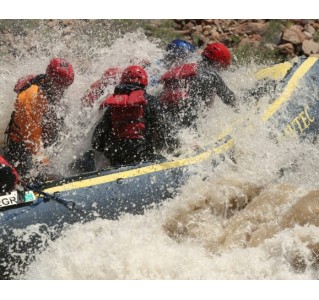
left=22, top=182, right=75, bottom=210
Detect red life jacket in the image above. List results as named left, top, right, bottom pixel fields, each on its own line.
left=100, top=89, right=147, bottom=139
left=0, top=155, right=19, bottom=184
left=159, top=63, right=198, bottom=107
left=81, top=67, right=123, bottom=108
left=14, top=75, right=36, bottom=93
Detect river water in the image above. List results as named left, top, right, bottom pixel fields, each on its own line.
left=1, top=22, right=319, bottom=280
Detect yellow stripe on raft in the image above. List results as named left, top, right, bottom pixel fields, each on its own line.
left=261, top=57, right=318, bottom=121
left=44, top=139, right=235, bottom=194
left=255, top=61, right=294, bottom=81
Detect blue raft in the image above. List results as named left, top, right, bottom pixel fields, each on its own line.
left=1, top=56, right=319, bottom=278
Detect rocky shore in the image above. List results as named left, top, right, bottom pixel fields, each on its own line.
left=1, top=19, right=319, bottom=62
left=173, top=19, right=319, bottom=58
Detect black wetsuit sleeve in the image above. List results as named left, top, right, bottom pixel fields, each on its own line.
left=145, top=94, right=167, bottom=150
left=214, top=76, right=237, bottom=107
left=91, top=107, right=112, bottom=152
left=197, top=70, right=237, bottom=107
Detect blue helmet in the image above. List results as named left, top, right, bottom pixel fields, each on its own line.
left=165, top=39, right=196, bottom=59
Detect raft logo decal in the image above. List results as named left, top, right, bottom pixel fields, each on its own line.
left=0, top=191, right=18, bottom=208
left=283, top=106, right=315, bottom=136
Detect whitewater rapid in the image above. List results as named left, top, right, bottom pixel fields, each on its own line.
left=1, top=23, right=319, bottom=279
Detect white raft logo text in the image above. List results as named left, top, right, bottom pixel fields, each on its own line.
left=0, top=191, right=18, bottom=208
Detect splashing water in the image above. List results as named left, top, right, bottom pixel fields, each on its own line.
left=2, top=21, right=319, bottom=279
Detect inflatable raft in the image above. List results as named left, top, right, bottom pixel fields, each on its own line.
left=1, top=56, right=319, bottom=279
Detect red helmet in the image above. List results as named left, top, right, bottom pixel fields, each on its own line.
left=202, top=43, right=231, bottom=69
left=120, top=65, right=148, bottom=87
left=46, top=58, right=74, bottom=87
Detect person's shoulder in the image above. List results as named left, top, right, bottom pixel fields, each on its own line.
left=196, top=66, right=220, bottom=83
left=146, top=93, right=161, bottom=108
left=18, top=84, right=40, bottom=99
left=199, top=64, right=219, bottom=75
left=145, top=92, right=156, bottom=101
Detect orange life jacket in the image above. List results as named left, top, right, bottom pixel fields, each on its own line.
left=6, top=84, right=49, bottom=154
left=100, top=89, right=147, bottom=139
